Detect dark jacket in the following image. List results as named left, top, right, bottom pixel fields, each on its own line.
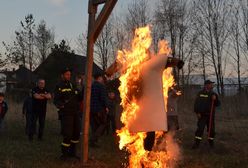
left=90, top=81, right=108, bottom=113
left=108, top=99, right=116, bottom=116
left=194, top=89, right=220, bottom=115
left=0, top=101, right=8, bottom=119
left=32, top=87, right=49, bottom=113
left=54, top=80, right=82, bottom=114
left=23, top=97, right=33, bottom=115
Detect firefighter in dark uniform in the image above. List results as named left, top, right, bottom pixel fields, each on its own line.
left=192, top=80, right=221, bottom=149
left=53, top=68, right=82, bottom=160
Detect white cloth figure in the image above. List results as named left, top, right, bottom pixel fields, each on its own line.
left=128, top=54, right=168, bottom=133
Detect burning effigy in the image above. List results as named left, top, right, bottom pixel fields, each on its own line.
left=106, top=26, right=183, bottom=168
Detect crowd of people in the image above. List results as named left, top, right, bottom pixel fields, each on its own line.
left=0, top=67, right=221, bottom=161
left=19, top=68, right=118, bottom=160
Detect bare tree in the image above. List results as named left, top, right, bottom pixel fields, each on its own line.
left=76, top=17, right=118, bottom=71
left=193, top=0, right=232, bottom=95
left=229, top=6, right=242, bottom=92
left=125, top=0, right=150, bottom=28
left=21, top=14, right=36, bottom=71
left=0, top=53, right=7, bottom=69
left=239, top=0, right=248, bottom=50
left=35, top=20, right=55, bottom=63
left=75, top=33, right=87, bottom=56
left=2, top=14, right=36, bottom=71
left=155, top=0, right=198, bottom=86
left=155, top=0, right=181, bottom=58
left=94, top=19, right=115, bottom=71
left=123, top=0, right=151, bottom=42
left=52, top=39, right=74, bottom=53
left=2, top=38, right=26, bottom=67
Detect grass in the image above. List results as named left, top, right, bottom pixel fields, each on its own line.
left=0, top=92, right=248, bottom=168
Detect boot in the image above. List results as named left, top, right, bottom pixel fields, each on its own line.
left=208, top=139, right=214, bottom=148
left=28, top=134, right=33, bottom=142
left=144, top=132, right=155, bottom=151
left=69, top=143, right=80, bottom=159
left=38, top=133, right=43, bottom=141
left=192, top=139, right=201, bottom=149
left=69, top=143, right=75, bottom=156
left=60, top=145, right=70, bottom=161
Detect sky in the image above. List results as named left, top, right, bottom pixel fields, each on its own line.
left=0, top=0, right=136, bottom=53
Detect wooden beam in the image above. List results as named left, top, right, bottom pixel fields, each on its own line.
left=92, top=0, right=117, bottom=42
left=81, top=0, right=97, bottom=165
left=81, top=0, right=117, bottom=165
left=93, top=0, right=106, bottom=5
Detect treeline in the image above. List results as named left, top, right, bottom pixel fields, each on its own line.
left=0, top=14, right=73, bottom=72
left=1, top=0, right=248, bottom=95
left=76, top=0, right=248, bottom=95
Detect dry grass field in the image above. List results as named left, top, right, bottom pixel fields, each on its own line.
left=0, top=91, right=247, bottom=168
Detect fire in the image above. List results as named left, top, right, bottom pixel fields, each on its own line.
left=117, top=26, right=176, bottom=168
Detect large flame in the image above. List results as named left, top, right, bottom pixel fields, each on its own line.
left=117, top=26, right=175, bottom=168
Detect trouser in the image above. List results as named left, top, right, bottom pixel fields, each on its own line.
left=29, top=110, right=46, bottom=139
left=25, top=112, right=32, bottom=135
left=61, top=112, right=80, bottom=156
left=168, top=115, right=179, bottom=131
left=195, top=114, right=215, bottom=142
left=144, top=131, right=155, bottom=151
left=58, top=110, right=63, bottom=135
left=0, top=118, right=3, bottom=131
left=105, top=114, right=116, bottom=134
left=90, top=110, right=107, bottom=143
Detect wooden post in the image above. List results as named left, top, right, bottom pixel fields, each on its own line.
left=81, top=0, right=96, bottom=164
left=81, top=0, right=117, bottom=165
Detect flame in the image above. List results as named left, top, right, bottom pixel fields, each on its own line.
left=117, top=26, right=176, bottom=168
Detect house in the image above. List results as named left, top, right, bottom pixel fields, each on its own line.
left=0, top=73, right=7, bottom=92
left=34, top=51, right=103, bottom=90
left=0, top=65, right=37, bottom=92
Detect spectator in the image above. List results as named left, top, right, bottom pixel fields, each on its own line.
left=29, top=79, right=51, bottom=141
left=54, top=68, right=82, bottom=160
left=167, top=88, right=181, bottom=131
left=90, top=73, right=109, bottom=147
left=105, top=91, right=117, bottom=135
left=22, top=91, right=33, bottom=135
left=0, top=93, right=8, bottom=133
left=192, top=80, right=221, bottom=149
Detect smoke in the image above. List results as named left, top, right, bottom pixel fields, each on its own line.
left=166, top=132, right=181, bottom=168
left=155, top=132, right=181, bottom=168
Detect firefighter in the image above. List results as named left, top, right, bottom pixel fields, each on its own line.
left=53, top=68, right=82, bottom=160
left=192, top=80, right=221, bottom=149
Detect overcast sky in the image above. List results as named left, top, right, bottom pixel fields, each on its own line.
left=0, top=0, right=142, bottom=53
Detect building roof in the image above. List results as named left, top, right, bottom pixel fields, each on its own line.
left=34, top=51, right=103, bottom=89
left=35, top=51, right=103, bottom=75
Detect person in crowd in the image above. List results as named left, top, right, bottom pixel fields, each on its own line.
left=90, top=73, right=109, bottom=147
left=29, top=79, right=51, bottom=141
left=22, top=91, right=33, bottom=135
left=167, top=88, right=181, bottom=131
left=192, top=80, right=221, bottom=149
left=105, top=90, right=117, bottom=135
left=54, top=68, right=82, bottom=160
left=0, top=92, right=8, bottom=133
